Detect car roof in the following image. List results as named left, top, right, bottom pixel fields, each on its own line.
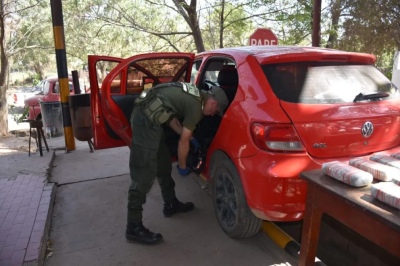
left=199, top=45, right=376, bottom=64
left=45, top=76, right=73, bottom=82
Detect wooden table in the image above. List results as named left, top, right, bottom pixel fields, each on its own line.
left=299, top=170, right=400, bottom=265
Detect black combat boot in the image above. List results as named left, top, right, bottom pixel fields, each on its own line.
left=163, top=197, right=194, bottom=217
left=125, top=222, right=163, bottom=245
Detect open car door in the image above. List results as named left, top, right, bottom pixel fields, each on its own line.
left=89, top=52, right=195, bottom=150
left=88, top=55, right=124, bottom=149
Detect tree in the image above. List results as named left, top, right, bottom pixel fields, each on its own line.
left=321, top=0, right=400, bottom=75
left=86, top=0, right=288, bottom=53
left=11, top=0, right=53, bottom=80
left=324, top=0, right=346, bottom=48
left=0, top=0, right=43, bottom=136
left=0, top=0, right=11, bottom=136
left=2, top=0, right=399, bottom=136
left=203, top=1, right=254, bottom=48
left=0, top=0, right=38, bottom=136
left=85, top=0, right=203, bottom=53
left=264, top=0, right=313, bottom=45
left=339, top=0, right=400, bottom=53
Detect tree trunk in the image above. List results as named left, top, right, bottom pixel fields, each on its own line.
left=219, top=0, right=225, bottom=48
left=173, top=0, right=205, bottom=53
left=0, top=85, right=8, bottom=136
left=326, top=0, right=342, bottom=48
left=0, top=1, right=9, bottom=136
left=0, top=52, right=9, bottom=137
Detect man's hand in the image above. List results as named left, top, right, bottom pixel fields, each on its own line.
left=190, top=137, right=200, bottom=152
left=177, top=165, right=191, bottom=176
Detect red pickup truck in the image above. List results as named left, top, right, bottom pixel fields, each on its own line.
left=24, top=76, right=74, bottom=121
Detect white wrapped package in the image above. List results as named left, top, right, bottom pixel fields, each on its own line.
left=349, top=158, right=398, bottom=181
left=371, top=182, right=400, bottom=210
left=370, top=154, right=400, bottom=169
left=392, top=176, right=400, bottom=186
left=390, top=152, right=400, bottom=160
left=322, top=161, right=373, bottom=187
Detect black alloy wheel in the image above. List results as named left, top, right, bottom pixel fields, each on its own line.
left=212, top=158, right=262, bottom=238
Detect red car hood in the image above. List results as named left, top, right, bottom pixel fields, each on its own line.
left=24, top=94, right=44, bottom=106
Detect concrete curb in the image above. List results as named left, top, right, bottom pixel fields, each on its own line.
left=36, top=183, right=56, bottom=266
left=37, top=151, right=57, bottom=265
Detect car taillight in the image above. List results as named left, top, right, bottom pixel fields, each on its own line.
left=250, top=123, right=305, bottom=152
left=13, top=94, right=17, bottom=103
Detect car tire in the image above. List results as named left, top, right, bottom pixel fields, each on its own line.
left=211, top=158, right=262, bottom=238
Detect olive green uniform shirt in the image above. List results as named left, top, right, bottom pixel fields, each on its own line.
left=157, top=85, right=203, bottom=131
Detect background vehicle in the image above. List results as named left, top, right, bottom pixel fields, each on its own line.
left=24, top=76, right=74, bottom=121
left=12, top=80, right=44, bottom=107
left=89, top=46, right=400, bottom=239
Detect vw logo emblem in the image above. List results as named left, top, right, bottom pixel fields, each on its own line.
left=361, top=121, right=373, bottom=138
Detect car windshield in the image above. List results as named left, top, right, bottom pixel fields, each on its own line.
left=43, top=80, right=51, bottom=94
left=262, top=62, right=400, bottom=104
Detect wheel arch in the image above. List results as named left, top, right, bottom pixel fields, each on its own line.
left=209, top=149, right=231, bottom=179
left=210, top=150, right=263, bottom=238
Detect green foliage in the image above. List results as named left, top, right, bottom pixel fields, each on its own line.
left=275, top=1, right=313, bottom=45
left=322, top=0, right=399, bottom=79
left=9, top=105, right=29, bottom=124
left=203, top=1, right=254, bottom=49
left=337, top=0, right=399, bottom=53
left=3, top=0, right=400, bottom=79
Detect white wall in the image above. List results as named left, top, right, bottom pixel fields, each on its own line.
left=392, top=51, right=400, bottom=88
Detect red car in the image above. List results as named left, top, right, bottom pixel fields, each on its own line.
left=24, top=76, right=74, bottom=121
left=88, top=46, right=400, bottom=238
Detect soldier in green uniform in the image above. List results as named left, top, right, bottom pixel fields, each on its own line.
left=126, top=82, right=228, bottom=245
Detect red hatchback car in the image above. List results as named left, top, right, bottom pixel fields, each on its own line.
left=88, top=46, right=400, bottom=238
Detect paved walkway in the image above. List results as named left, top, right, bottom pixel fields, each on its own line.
left=0, top=174, right=55, bottom=266
left=0, top=131, right=61, bottom=266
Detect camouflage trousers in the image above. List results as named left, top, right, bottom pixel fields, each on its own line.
left=127, top=107, right=176, bottom=224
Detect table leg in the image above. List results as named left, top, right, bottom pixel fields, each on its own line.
left=299, top=184, right=323, bottom=266
left=40, top=128, right=50, bottom=151
left=37, top=128, right=43, bottom=156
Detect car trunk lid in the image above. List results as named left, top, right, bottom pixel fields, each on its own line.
left=280, top=101, right=400, bottom=158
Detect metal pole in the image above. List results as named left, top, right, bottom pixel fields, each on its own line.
left=312, top=0, right=321, bottom=47
left=50, top=0, right=75, bottom=151
left=71, top=70, right=81, bottom=95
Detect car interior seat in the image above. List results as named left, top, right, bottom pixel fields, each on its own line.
left=217, top=65, right=239, bottom=104
left=193, top=66, right=239, bottom=154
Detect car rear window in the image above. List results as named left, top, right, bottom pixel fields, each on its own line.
left=262, top=62, right=399, bottom=104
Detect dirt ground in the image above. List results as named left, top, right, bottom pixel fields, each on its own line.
left=2, top=87, right=32, bottom=155
left=0, top=130, right=32, bottom=155
left=0, top=86, right=32, bottom=153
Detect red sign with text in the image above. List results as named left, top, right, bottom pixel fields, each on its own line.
left=249, top=28, right=278, bottom=46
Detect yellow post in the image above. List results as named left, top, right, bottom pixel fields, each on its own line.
left=50, top=0, right=75, bottom=151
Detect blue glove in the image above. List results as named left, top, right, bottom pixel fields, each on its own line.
left=190, top=137, right=200, bottom=152
left=177, top=165, right=190, bottom=176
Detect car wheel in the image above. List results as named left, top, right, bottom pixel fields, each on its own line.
left=212, top=158, right=262, bottom=238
